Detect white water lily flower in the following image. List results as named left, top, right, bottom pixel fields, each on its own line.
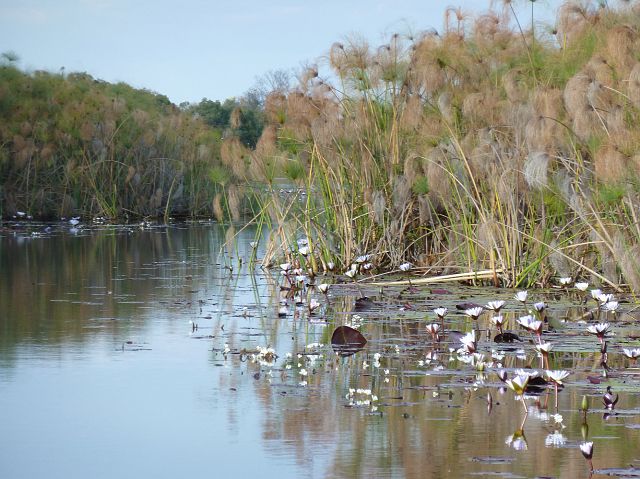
left=586, top=322, right=611, bottom=338
left=249, top=241, right=258, bottom=248
left=317, top=283, right=330, bottom=294
left=355, top=254, right=372, bottom=264
left=623, top=348, right=640, bottom=360
left=545, top=370, right=570, bottom=385
left=344, top=268, right=357, bottom=279
left=535, top=342, right=553, bottom=355
left=575, top=282, right=589, bottom=291
left=426, top=323, right=441, bottom=337
left=515, top=290, right=528, bottom=303
left=464, top=307, right=484, bottom=320
left=517, top=315, right=542, bottom=333
left=280, top=262, right=292, bottom=272
left=433, top=307, right=448, bottom=318
left=399, top=262, right=412, bottom=272
left=459, top=330, right=477, bottom=354
left=486, top=300, right=506, bottom=312
left=590, top=289, right=603, bottom=300
left=505, top=374, right=529, bottom=395
left=490, top=315, right=506, bottom=328
left=298, top=246, right=310, bottom=257
left=514, top=368, right=541, bottom=379
left=326, top=262, right=335, bottom=271
left=558, top=277, right=572, bottom=286
left=299, top=368, right=308, bottom=376
left=603, top=301, right=619, bottom=312
left=533, top=301, right=546, bottom=312
left=598, top=293, right=614, bottom=305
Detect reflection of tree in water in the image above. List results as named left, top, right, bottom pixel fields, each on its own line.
left=0, top=224, right=251, bottom=363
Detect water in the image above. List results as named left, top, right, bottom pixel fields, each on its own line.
left=1, top=222, right=640, bottom=478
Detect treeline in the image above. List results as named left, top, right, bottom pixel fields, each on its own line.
left=0, top=57, right=265, bottom=220
left=249, top=1, right=640, bottom=289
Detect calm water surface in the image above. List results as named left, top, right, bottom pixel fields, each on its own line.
left=1, top=223, right=639, bottom=478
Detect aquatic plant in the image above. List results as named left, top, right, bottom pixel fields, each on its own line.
left=249, top=1, right=640, bottom=293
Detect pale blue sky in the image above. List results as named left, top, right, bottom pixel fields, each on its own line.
left=0, top=1, right=556, bottom=104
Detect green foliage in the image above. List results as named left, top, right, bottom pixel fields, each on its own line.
left=192, top=98, right=234, bottom=128
left=541, top=31, right=599, bottom=86
left=0, top=64, right=239, bottom=219
left=283, top=158, right=305, bottom=182
left=188, top=98, right=264, bottom=148
left=542, top=189, right=567, bottom=222
left=208, top=166, right=231, bottom=186
left=597, top=183, right=625, bottom=206
left=412, top=176, right=430, bottom=196
left=236, top=107, right=264, bottom=148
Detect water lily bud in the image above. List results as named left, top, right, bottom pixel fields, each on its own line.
left=581, top=395, right=589, bottom=412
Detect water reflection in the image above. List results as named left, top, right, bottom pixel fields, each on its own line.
left=1, top=223, right=640, bottom=478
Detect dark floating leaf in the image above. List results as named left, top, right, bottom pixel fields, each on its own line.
left=431, top=288, right=452, bottom=295
left=456, top=302, right=483, bottom=310
left=331, top=326, right=367, bottom=357
left=587, top=375, right=602, bottom=384
left=494, top=332, right=522, bottom=343
left=354, top=296, right=375, bottom=311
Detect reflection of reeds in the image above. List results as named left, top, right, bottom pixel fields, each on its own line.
left=252, top=2, right=640, bottom=291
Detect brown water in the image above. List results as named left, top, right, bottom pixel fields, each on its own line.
left=1, top=222, right=640, bottom=478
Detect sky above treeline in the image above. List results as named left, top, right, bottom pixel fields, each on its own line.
left=0, top=0, right=557, bottom=105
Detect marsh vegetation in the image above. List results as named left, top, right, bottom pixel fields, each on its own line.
left=241, top=1, right=640, bottom=292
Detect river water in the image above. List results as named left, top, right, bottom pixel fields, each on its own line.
left=1, top=222, right=639, bottom=478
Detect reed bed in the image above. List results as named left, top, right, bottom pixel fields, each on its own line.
left=243, top=1, right=640, bottom=290
left=0, top=67, right=242, bottom=219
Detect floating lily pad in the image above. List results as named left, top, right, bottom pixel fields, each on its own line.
left=494, top=332, right=522, bottom=343
left=331, top=325, right=367, bottom=356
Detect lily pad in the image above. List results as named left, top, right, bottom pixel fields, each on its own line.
left=331, top=325, right=367, bottom=356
